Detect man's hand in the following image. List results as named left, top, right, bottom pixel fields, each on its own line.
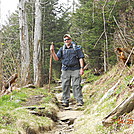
left=80, top=68, right=84, bottom=75
left=50, top=43, right=54, bottom=53
left=50, top=43, right=59, bottom=61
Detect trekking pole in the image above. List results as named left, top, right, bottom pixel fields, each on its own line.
left=48, top=42, right=53, bottom=92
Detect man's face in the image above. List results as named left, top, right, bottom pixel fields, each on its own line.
left=64, top=36, right=72, bottom=45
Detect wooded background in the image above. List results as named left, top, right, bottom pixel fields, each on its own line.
left=0, top=0, right=133, bottom=88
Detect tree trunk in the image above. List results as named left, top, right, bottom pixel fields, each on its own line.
left=33, top=0, right=42, bottom=87
left=41, top=7, right=46, bottom=85
left=102, top=1, right=108, bottom=72
left=0, top=0, right=2, bottom=91
left=102, top=93, right=134, bottom=126
left=19, top=0, right=30, bottom=86
left=104, top=43, right=107, bottom=72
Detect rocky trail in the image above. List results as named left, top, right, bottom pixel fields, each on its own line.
left=23, top=90, right=84, bottom=134
left=46, top=92, right=84, bottom=134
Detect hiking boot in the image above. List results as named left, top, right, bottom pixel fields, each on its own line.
left=77, top=101, right=84, bottom=106
left=62, top=102, right=69, bottom=107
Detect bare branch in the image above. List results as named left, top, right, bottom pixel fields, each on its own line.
left=113, top=16, right=129, bottom=47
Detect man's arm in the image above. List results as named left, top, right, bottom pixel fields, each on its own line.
left=50, top=44, right=59, bottom=61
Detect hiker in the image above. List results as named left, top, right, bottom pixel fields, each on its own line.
left=50, top=34, right=85, bottom=107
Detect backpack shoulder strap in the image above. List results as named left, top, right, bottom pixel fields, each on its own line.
left=62, top=44, right=66, bottom=55
left=62, top=41, right=80, bottom=54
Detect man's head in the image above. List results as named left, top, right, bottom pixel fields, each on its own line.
left=63, top=34, right=72, bottom=45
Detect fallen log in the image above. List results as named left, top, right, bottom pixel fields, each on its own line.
left=102, top=93, right=134, bottom=126
left=98, top=80, right=120, bottom=104
left=22, top=84, right=36, bottom=88
left=4, top=73, right=18, bottom=89
left=1, top=73, right=18, bottom=95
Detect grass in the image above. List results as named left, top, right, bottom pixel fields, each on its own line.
left=0, top=87, right=59, bottom=133
left=72, top=64, right=134, bottom=134
left=0, top=109, right=54, bottom=133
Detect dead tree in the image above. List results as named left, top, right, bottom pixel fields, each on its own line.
left=33, top=0, right=42, bottom=87
left=19, top=0, right=30, bottom=85
left=102, top=93, right=134, bottom=126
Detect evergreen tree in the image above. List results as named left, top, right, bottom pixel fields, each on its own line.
left=70, top=0, right=122, bottom=70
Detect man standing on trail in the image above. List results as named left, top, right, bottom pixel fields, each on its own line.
left=50, top=34, right=85, bottom=107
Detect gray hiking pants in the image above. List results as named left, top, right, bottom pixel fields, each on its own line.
left=61, top=70, right=83, bottom=103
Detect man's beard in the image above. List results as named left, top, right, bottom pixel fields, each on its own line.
left=65, top=43, right=71, bottom=45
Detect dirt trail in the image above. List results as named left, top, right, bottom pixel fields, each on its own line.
left=22, top=89, right=84, bottom=134
left=46, top=92, right=84, bottom=134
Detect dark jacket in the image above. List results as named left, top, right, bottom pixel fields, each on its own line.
left=57, top=43, right=84, bottom=70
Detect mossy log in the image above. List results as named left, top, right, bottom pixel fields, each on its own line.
left=102, top=93, right=134, bottom=126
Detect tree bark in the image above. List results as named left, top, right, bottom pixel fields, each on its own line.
left=102, top=93, right=134, bottom=126
left=33, top=0, right=42, bottom=87
left=19, top=0, right=30, bottom=86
